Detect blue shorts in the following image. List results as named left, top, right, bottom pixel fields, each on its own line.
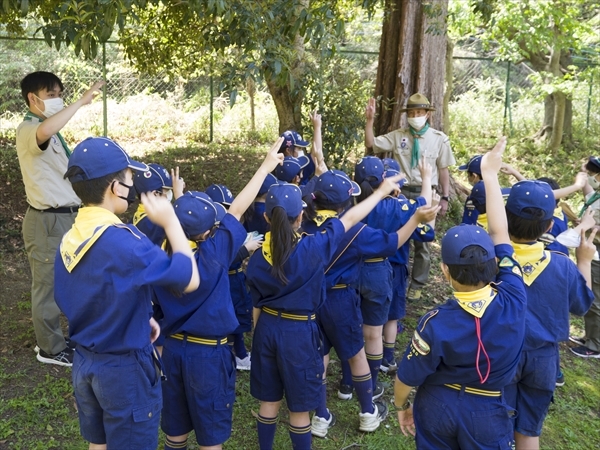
left=388, top=263, right=409, bottom=321
left=72, top=345, right=162, bottom=449
left=359, top=259, right=393, bottom=326
left=504, top=343, right=557, bottom=437
left=414, top=384, right=515, bottom=450
left=230, top=271, right=252, bottom=333
left=250, top=311, right=323, bottom=412
left=161, top=336, right=236, bottom=446
left=318, top=287, right=364, bottom=360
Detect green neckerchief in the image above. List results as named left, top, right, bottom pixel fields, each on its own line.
left=579, top=191, right=600, bottom=217
left=24, top=111, right=71, bottom=158
left=408, top=122, right=430, bottom=168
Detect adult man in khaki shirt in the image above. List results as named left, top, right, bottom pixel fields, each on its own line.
left=365, top=94, right=455, bottom=300
left=17, top=71, right=103, bottom=366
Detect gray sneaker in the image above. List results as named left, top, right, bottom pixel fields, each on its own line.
left=359, top=401, right=388, bottom=432
left=36, top=347, right=73, bottom=367
left=311, top=410, right=336, bottom=437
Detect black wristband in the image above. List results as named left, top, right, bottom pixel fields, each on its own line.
left=441, top=196, right=449, bottom=201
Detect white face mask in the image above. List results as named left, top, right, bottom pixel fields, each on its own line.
left=407, top=115, right=428, bottom=130
left=36, top=95, right=64, bottom=118
left=588, top=175, right=600, bottom=190
left=165, top=190, right=174, bottom=202
left=295, top=150, right=305, bottom=158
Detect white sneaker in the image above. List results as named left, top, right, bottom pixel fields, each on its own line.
left=359, top=401, right=388, bottom=432
left=235, top=354, right=251, bottom=370
left=311, top=410, right=336, bottom=437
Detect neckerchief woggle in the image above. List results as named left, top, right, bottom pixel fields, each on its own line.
left=24, top=111, right=71, bottom=158
left=313, top=209, right=338, bottom=227
left=409, top=122, right=430, bottom=168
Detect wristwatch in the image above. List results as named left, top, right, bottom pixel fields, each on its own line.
left=393, top=399, right=412, bottom=411
left=441, top=196, right=449, bottom=202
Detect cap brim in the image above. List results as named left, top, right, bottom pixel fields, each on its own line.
left=297, top=155, right=310, bottom=168
left=128, top=160, right=149, bottom=172
left=399, top=106, right=436, bottom=113
left=349, top=180, right=361, bottom=196
left=214, top=202, right=227, bottom=223
left=458, top=164, right=468, bottom=171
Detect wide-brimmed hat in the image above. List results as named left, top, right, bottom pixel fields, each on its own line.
left=399, top=93, right=436, bottom=113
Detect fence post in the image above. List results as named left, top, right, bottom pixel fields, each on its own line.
left=503, top=61, right=512, bottom=136
left=587, top=72, right=593, bottom=130
left=210, top=76, right=214, bottom=143
left=102, top=42, right=108, bottom=137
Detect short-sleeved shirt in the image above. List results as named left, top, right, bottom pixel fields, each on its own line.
left=155, top=214, right=247, bottom=338
left=372, top=127, right=455, bottom=186
left=16, top=117, right=80, bottom=209
left=397, top=244, right=527, bottom=391
left=133, top=204, right=165, bottom=246
left=247, top=219, right=345, bottom=314
left=55, top=224, right=192, bottom=354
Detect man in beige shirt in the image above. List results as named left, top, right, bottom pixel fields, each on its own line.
left=365, top=93, right=455, bottom=300
left=17, top=71, right=103, bottom=366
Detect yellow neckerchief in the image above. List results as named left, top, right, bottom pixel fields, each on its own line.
left=476, top=213, right=488, bottom=231
left=553, top=205, right=564, bottom=220
left=511, top=241, right=551, bottom=286
left=313, top=209, right=338, bottom=227
left=133, top=203, right=146, bottom=225
left=261, top=231, right=302, bottom=266
left=60, top=206, right=122, bottom=272
left=160, top=239, right=197, bottom=251
left=453, top=285, right=497, bottom=318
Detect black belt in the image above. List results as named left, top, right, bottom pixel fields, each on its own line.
left=30, top=205, right=80, bottom=214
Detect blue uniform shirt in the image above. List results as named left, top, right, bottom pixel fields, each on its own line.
left=55, top=225, right=192, bottom=354
left=155, top=214, right=247, bottom=337
left=247, top=218, right=345, bottom=313
left=397, top=244, right=527, bottom=391
left=244, top=201, right=268, bottom=235
left=543, top=207, right=569, bottom=254
left=387, top=196, right=435, bottom=265
left=132, top=203, right=166, bottom=246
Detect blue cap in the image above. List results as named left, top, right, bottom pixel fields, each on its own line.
left=174, top=191, right=227, bottom=237
left=274, top=155, right=310, bottom=183
left=133, top=163, right=172, bottom=194
left=259, top=173, right=279, bottom=196
left=384, top=169, right=407, bottom=188
left=458, top=155, right=482, bottom=175
left=280, top=130, right=310, bottom=151
left=506, top=180, right=555, bottom=220
left=354, top=156, right=384, bottom=187
left=206, top=184, right=234, bottom=206
left=67, top=137, right=147, bottom=182
left=265, top=183, right=306, bottom=218
left=382, top=158, right=400, bottom=172
left=441, top=225, right=496, bottom=266
left=313, top=170, right=361, bottom=203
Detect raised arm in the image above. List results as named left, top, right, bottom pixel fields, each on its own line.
left=309, top=109, right=328, bottom=175
left=228, top=137, right=285, bottom=220
left=481, top=137, right=510, bottom=246
left=418, top=158, right=433, bottom=205
left=364, top=97, right=376, bottom=153
left=553, top=172, right=587, bottom=200
left=499, top=162, right=525, bottom=182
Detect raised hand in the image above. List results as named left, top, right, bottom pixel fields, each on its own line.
left=378, top=174, right=404, bottom=197
left=309, top=108, right=321, bottom=128
left=260, top=137, right=285, bottom=173
left=171, top=166, right=185, bottom=199
left=481, top=137, right=507, bottom=175
left=414, top=204, right=441, bottom=223
left=141, top=191, right=177, bottom=228
left=576, top=228, right=598, bottom=263
left=418, top=157, right=432, bottom=181
left=366, top=97, right=376, bottom=122
left=80, top=80, right=105, bottom=105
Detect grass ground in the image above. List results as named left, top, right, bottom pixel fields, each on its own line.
left=1, top=136, right=599, bottom=449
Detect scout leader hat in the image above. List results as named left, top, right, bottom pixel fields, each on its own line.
left=506, top=180, right=555, bottom=221
left=274, top=155, right=310, bottom=183
left=441, top=224, right=495, bottom=266
left=174, top=191, right=227, bottom=237
left=265, top=183, right=307, bottom=218
left=67, top=137, right=147, bottom=182
left=458, top=155, right=483, bottom=175
left=206, top=184, right=234, bottom=206
left=134, top=163, right=173, bottom=194
left=354, top=156, right=384, bottom=187
left=280, top=130, right=310, bottom=152
left=313, top=170, right=361, bottom=204
left=399, top=93, right=436, bottom=113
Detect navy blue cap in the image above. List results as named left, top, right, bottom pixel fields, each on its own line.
left=133, top=163, right=172, bottom=194
left=265, top=183, right=306, bottom=218
left=206, top=184, right=234, bottom=206
left=313, top=170, right=361, bottom=203
left=274, top=155, right=310, bottom=183
left=174, top=191, right=226, bottom=237
left=68, top=137, right=147, bottom=182
left=441, top=225, right=496, bottom=265
left=280, top=130, right=310, bottom=151
left=506, top=180, right=555, bottom=220
left=384, top=169, right=407, bottom=188
left=259, top=173, right=279, bottom=196
left=382, top=158, right=400, bottom=172
left=354, top=156, right=384, bottom=187
left=458, top=155, right=483, bottom=175
left=588, top=156, right=600, bottom=172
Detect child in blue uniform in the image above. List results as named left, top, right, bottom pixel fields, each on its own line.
left=274, top=155, right=310, bottom=184
left=302, top=169, right=440, bottom=437
left=55, top=137, right=199, bottom=450
left=247, top=174, right=405, bottom=450
left=206, top=183, right=263, bottom=370
left=154, top=138, right=285, bottom=450
left=503, top=179, right=595, bottom=449
left=243, top=173, right=278, bottom=236
left=394, top=137, right=528, bottom=449
left=458, top=154, right=483, bottom=225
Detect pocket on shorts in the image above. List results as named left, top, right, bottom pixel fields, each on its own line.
left=281, top=327, right=322, bottom=366
left=471, top=407, right=513, bottom=445
left=97, top=363, right=137, bottom=409
left=132, top=400, right=161, bottom=423
left=414, top=388, right=453, bottom=436
left=136, top=352, right=159, bottom=389
left=188, top=355, right=222, bottom=395
left=533, top=355, right=556, bottom=391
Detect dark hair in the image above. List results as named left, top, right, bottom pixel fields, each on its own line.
left=303, top=191, right=352, bottom=222
left=506, top=208, right=553, bottom=241
left=585, top=160, right=600, bottom=174
left=356, top=178, right=378, bottom=203
left=269, top=206, right=301, bottom=285
left=474, top=201, right=486, bottom=214
left=64, top=167, right=127, bottom=205
left=468, top=171, right=483, bottom=181
left=537, top=177, right=560, bottom=206
left=447, top=245, right=498, bottom=286
left=21, top=71, right=64, bottom=107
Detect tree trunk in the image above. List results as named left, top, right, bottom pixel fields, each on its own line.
left=547, top=35, right=565, bottom=155
left=443, top=37, right=454, bottom=134
left=247, top=77, right=256, bottom=132
left=373, top=0, right=449, bottom=135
